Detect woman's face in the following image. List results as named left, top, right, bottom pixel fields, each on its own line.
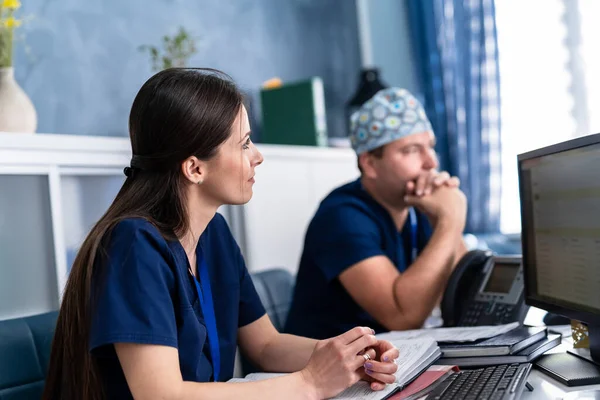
left=203, top=105, right=263, bottom=205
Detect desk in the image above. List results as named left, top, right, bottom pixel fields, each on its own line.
left=520, top=334, right=600, bottom=399
left=522, top=368, right=600, bottom=399
left=441, top=322, right=600, bottom=399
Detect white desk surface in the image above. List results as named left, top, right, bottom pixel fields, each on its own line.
left=523, top=368, right=600, bottom=399
left=520, top=334, right=600, bottom=399
left=511, top=313, right=598, bottom=398
left=434, top=317, right=600, bottom=399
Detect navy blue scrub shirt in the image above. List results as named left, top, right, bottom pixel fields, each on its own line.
left=285, top=179, right=432, bottom=339
left=89, top=214, right=265, bottom=398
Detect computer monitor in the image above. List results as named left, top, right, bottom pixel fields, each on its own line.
left=518, top=132, right=600, bottom=364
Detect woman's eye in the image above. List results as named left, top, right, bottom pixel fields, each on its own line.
left=243, top=137, right=251, bottom=149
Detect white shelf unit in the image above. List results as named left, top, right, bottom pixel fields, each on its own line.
left=0, top=133, right=130, bottom=320
left=0, top=132, right=358, bottom=320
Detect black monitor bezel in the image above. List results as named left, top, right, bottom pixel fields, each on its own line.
left=518, top=132, right=600, bottom=325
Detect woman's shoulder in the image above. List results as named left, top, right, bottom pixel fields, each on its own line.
left=112, top=217, right=163, bottom=239
left=204, top=213, right=234, bottom=240
left=207, top=212, right=228, bottom=229
left=202, top=213, right=240, bottom=259
left=107, top=217, right=172, bottom=255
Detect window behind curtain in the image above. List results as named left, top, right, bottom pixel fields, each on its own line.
left=497, top=0, right=600, bottom=233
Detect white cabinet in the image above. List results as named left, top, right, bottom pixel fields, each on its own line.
left=240, top=145, right=358, bottom=273
left=0, top=132, right=358, bottom=320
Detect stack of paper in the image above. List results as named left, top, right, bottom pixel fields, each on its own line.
left=375, top=322, right=519, bottom=343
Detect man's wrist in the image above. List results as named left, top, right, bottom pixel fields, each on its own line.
left=434, top=217, right=461, bottom=235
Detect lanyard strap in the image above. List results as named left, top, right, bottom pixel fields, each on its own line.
left=192, top=249, right=220, bottom=382
left=408, top=207, right=418, bottom=263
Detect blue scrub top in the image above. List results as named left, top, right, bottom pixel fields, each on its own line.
left=285, top=179, right=432, bottom=339
left=89, top=214, right=265, bottom=398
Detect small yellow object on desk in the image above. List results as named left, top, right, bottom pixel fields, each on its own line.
left=262, top=77, right=283, bottom=89
left=572, top=320, right=590, bottom=348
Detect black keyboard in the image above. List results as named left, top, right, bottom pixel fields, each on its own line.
left=427, top=363, right=532, bottom=400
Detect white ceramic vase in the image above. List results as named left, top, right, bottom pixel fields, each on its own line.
left=0, top=67, right=37, bottom=133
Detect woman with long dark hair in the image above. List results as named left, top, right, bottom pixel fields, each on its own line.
left=42, top=68, right=400, bottom=399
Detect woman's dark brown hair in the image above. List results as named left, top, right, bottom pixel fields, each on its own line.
left=42, top=68, right=243, bottom=400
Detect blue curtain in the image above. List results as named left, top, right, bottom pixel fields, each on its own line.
left=407, top=0, right=502, bottom=233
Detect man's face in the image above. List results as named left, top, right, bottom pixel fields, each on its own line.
left=368, top=131, right=439, bottom=198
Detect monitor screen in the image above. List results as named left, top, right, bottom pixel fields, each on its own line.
left=519, top=139, right=600, bottom=316
left=483, top=262, right=520, bottom=294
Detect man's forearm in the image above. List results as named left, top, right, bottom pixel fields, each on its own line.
left=391, top=223, right=461, bottom=328
left=258, top=333, right=318, bottom=373
left=454, top=237, right=468, bottom=264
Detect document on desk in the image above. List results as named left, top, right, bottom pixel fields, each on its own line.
left=233, top=338, right=441, bottom=400
left=375, top=322, right=519, bottom=343
left=332, top=338, right=441, bottom=399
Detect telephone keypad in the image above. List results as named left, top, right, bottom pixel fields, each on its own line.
left=459, top=302, right=517, bottom=326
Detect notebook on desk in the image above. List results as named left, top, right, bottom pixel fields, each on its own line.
left=440, top=326, right=547, bottom=358
left=333, top=338, right=441, bottom=399
left=438, top=333, right=561, bottom=367
left=230, top=338, right=441, bottom=400
left=535, top=352, right=600, bottom=386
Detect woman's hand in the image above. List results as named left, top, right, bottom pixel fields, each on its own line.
left=359, top=340, right=400, bottom=391
left=300, top=326, right=379, bottom=399
left=405, top=170, right=460, bottom=197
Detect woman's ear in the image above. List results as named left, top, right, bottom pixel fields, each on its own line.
left=359, top=152, right=378, bottom=179
left=181, top=156, right=206, bottom=185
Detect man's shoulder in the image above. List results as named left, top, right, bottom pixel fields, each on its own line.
left=320, top=179, right=377, bottom=214
left=309, top=181, right=385, bottom=235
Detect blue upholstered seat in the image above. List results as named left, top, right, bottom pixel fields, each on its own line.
left=0, top=311, right=58, bottom=400
left=240, top=268, right=295, bottom=375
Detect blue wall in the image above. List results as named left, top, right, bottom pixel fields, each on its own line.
left=367, top=0, right=420, bottom=96
left=15, top=0, right=361, bottom=139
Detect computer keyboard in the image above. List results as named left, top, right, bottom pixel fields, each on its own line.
left=427, top=363, right=532, bottom=400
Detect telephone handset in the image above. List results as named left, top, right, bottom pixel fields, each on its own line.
left=441, top=250, right=529, bottom=327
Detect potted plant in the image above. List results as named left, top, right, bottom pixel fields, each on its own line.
left=0, top=0, right=36, bottom=133
left=140, top=26, right=197, bottom=71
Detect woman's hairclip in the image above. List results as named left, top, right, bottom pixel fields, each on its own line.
left=124, top=154, right=171, bottom=178
left=123, top=166, right=136, bottom=178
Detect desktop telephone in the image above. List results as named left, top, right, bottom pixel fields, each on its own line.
left=441, top=250, right=529, bottom=327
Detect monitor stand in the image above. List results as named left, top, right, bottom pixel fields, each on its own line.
left=536, top=324, right=600, bottom=386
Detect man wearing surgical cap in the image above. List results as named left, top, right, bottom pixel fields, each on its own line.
left=285, top=88, right=468, bottom=339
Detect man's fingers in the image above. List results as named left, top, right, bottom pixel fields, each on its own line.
left=433, top=171, right=451, bottom=186
left=405, top=180, right=415, bottom=195
left=415, top=173, right=428, bottom=196
left=424, top=172, right=438, bottom=195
